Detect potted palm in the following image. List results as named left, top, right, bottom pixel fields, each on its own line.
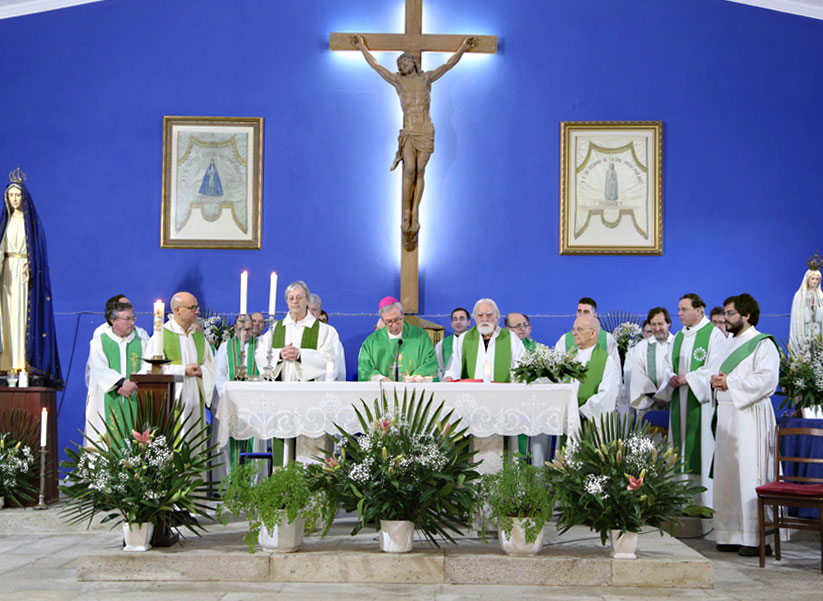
left=547, top=413, right=711, bottom=558
left=218, top=461, right=322, bottom=553
left=60, top=398, right=217, bottom=551
left=475, top=457, right=555, bottom=556
left=309, top=388, right=481, bottom=552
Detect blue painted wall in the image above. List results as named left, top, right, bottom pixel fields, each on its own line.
left=0, top=0, right=820, bottom=456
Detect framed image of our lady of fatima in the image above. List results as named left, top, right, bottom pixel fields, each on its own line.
left=560, top=121, right=662, bottom=255
left=161, top=116, right=263, bottom=249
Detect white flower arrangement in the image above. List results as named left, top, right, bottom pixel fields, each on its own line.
left=511, top=343, right=588, bottom=384
left=613, top=321, right=643, bottom=354
left=0, top=434, right=35, bottom=501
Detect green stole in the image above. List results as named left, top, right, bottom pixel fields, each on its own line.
left=646, top=341, right=658, bottom=384
left=523, top=338, right=537, bottom=352
left=565, top=329, right=608, bottom=353
left=461, top=328, right=512, bottom=382
left=441, top=335, right=455, bottom=367
left=100, top=333, right=143, bottom=430
left=272, top=318, right=319, bottom=349
left=670, top=322, right=714, bottom=475
left=719, top=333, right=776, bottom=375
left=577, top=345, right=608, bottom=406
left=163, top=327, right=207, bottom=365
left=227, top=336, right=258, bottom=379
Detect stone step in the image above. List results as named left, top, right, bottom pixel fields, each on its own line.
left=75, top=523, right=713, bottom=588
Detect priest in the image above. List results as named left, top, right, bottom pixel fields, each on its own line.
left=506, top=312, right=538, bottom=352
left=358, top=296, right=437, bottom=381
left=255, top=281, right=338, bottom=382
left=85, top=293, right=149, bottom=389
left=710, top=293, right=780, bottom=556
left=628, top=307, right=674, bottom=421
left=152, top=291, right=217, bottom=435
left=85, top=299, right=148, bottom=441
left=307, top=291, right=347, bottom=380
left=658, top=292, right=727, bottom=509
left=553, top=297, right=621, bottom=368
left=435, top=307, right=470, bottom=379
left=567, top=314, right=621, bottom=422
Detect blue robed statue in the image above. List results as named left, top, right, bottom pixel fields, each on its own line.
left=0, top=167, right=62, bottom=388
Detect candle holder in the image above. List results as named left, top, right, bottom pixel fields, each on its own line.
left=261, top=313, right=277, bottom=381
left=144, top=356, right=172, bottom=375
left=235, top=316, right=249, bottom=381
left=33, top=444, right=48, bottom=510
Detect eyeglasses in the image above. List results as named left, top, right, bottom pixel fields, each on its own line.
left=382, top=316, right=403, bottom=326
left=510, top=322, right=529, bottom=330
left=572, top=327, right=594, bottom=333
left=183, top=305, right=199, bottom=312
left=114, top=316, right=136, bottom=322
left=725, top=310, right=738, bottom=317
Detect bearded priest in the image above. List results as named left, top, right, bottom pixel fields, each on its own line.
left=358, top=297, right=438, bottom=381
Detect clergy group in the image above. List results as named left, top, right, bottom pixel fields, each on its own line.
left=85, top=281, right=780, bottom=558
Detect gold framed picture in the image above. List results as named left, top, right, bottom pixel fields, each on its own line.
left=560, top=121, right=662, bottom=255
left=161, top=116, right=263, bottom=249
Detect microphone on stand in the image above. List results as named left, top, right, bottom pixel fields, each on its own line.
left=394, top=338, right=404, bottom=382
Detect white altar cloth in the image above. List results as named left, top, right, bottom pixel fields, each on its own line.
left=215, top=381, right=580, bottom=449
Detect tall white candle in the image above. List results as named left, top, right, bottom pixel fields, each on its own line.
left=153, top=299, right=164, bottom=357
left=483, top=361, right=492, bottom=384
left=240, top=271, right=248, bottom=315
left=268, top=271, right=278, bottom=317
left=18, top=369, right=28, bottom=388
left=40, top=407, right=48, bottom=447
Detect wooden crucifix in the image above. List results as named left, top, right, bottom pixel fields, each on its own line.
left=330, top=0, right=497, bottom=314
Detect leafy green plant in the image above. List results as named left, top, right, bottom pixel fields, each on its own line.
left=60, top=397, right=217, bottom=535
left=308, top=388, right=481, bottom=546
left=475, top=457, right=554, bottom=544
left=548, top=412, right=712, bottom=545
left=778, top=336, right=823, bottom=410
left=218, top=461, right=323, bottom=553
left=0, top=409, right=40, bottom=506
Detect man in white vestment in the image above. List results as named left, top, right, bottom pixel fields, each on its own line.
left=152, top=291, right=217, bottom=436
left=657, top=293, right=727, bottom=510
left=254, top=281, right=338, bottom=382
left=506, top=312, right=538, bottom=352
left=554, top=297, right=621, bottom=370
left=568, top=314, right=621, bottom=422
left=710, top=306, right=730, bottom=338
left=435, top=307, right=470, bottom=379
left=444, top=299, right=526, bottom=457
left=215, top=314, right=255, bottom=396
left=710, top=293, right=779, bottom=556
left=85, top=300, right=149, bottom=441
left=85, top=294, right=149, bottom=388
left=307, top=292, right=346, bottom=380
left=628, top=307, right=674, bottom=421
left=250, top=311, right=267, bottom=338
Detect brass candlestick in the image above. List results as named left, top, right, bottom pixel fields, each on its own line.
left=144, top=356, right=171, bottom=375
left=33, top=445, right=47, bottom=510
left=261, top=313, right=276, bottom=381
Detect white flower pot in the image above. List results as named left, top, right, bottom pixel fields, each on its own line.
left=379, top=519, right=414, bottom=553
left=258, top=511, right=304, bottom=552
left=123, top=522, right=154, bottom=552
left=801, top=406, right=823, bottom=419
left=498, top=517, right=545, bottom=556
left=609, top=529, right=638, bottom=559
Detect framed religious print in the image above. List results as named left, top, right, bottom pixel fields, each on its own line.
left=559, top=121, right=662, bottom=255
left=161, top=116, right=263, bottom=249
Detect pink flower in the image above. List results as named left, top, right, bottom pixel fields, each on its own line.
left=324, top=456, right=339, bottom=469
left=627, top=475, right=644, bottom=491
left=132, top=429, right=151, bottom=444
left=378, top=417, right=392, bottom=434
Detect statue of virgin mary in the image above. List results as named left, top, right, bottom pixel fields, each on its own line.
left=789, top=253, right=823, bottom=352
left=0, top=168, right=62, bottom=387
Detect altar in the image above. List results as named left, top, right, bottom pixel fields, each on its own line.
left=215, top=381, right=580, bottom=470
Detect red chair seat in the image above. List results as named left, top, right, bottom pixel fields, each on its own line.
left=756, top=481, right=823, bottom=496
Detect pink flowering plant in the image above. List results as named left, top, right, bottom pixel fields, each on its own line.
left=60, top=398, right=216, bottom=532
left=547, top=413, right=711, bottom=544
left=308, top=388, right=481, bottom=546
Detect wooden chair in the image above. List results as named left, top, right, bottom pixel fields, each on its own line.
left=756, top=424, right=823, bottom=572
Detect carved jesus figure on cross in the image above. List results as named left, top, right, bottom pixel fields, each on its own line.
left=351, top=34, right=477, bottom=251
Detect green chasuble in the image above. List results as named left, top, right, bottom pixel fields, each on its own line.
left=100, top=333, right=143, bottom=431
left=577, top=345, right=608, bottom=407
left=565, top=329, right=608, bottom=353
left=460, top=327, right=513, bottom=382
left=358, top=321, right=438, bottom=381
left=670, top=321, right=714, bottom=475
